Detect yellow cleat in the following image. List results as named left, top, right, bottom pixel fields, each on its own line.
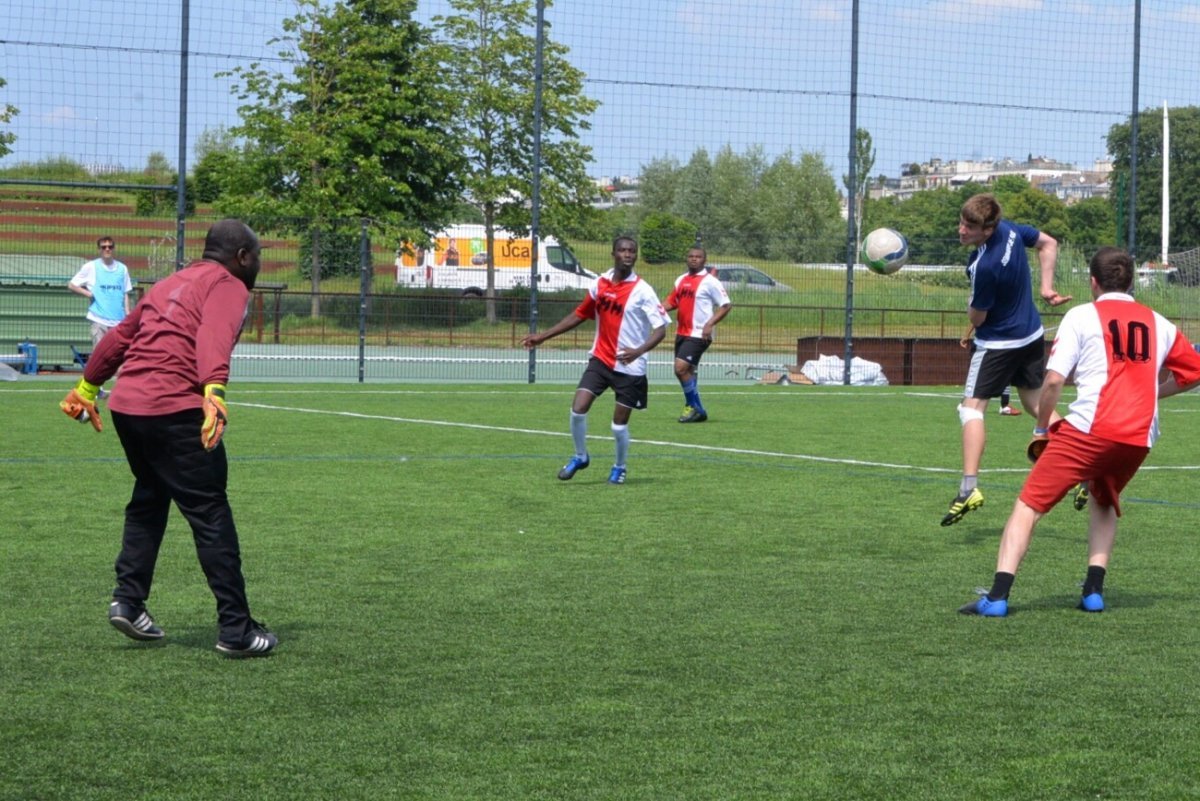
left=941, top=487, right=984, bottom=526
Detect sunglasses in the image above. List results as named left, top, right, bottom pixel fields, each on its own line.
left=100, top=244, right=115, bottom=250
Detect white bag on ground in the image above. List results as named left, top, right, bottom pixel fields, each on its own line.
left=799, top=353, right=889, bottom=386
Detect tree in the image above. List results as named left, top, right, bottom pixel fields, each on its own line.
left=438, top=0, right=599, bottom=322
left=1108, top=105, right=1200, bottom=262
left=670, top=149, right=714, bottom=241
left=757, top=151, right=843, bottom=262
left=865, top=186, right=969, bottom=265
left=842, top=128, right=875, bottom=252
left=1065, top=196, right=1116, bottom=250
left=0, top=77, right=17, bottom=159
left=191, top=127, right=240, bottom=204
left=219, top=0, right=464, bottom=315
left=639, top=212, right=696, bottom=265
left=708, top=145, right=767, bottom=256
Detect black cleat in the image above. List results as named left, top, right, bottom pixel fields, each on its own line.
left=108, top=601, right=165, bottom=641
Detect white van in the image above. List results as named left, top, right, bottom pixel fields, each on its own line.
left=396, top=224, right=597, bottom=294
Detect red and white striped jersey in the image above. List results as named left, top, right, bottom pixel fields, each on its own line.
left=573, top=270, right=670, bottom=376
left=667, top=270, right=731, bottom=339
left=1047, top=292, right=1200, bottom=447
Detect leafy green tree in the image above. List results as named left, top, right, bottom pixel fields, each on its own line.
left=220, top=0, right=464, bottom=314
left=670, top=149, right=714, bottom=240
left=1065, top=196, right=1116, bottom=250
left=865, top=186, right=970, bottom=265
left=0, top=77, right=17, bottom=159
left=191, top=126, right=240, bottom=204
left=709, top=145, right=767, bottom=256
left=757, top=151, right=843, bottom=262
left=991, top=177, right=1071, bottom=243
left=1108, top=105, right=1200, bottom=262
left=842, top=128, right=875, bottom=251
left=438, top=0, right=599, bottom=320
left=639, top=212, right=697, bottom=265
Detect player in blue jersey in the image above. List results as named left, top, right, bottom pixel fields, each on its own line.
left=942, top=193, right=1072, bottom=526
left=68, top=236, right=133, bottom=347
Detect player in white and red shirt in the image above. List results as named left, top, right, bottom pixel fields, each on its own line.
left=521, top=236, right=669, bottom=485
left=664, top=246, right=731, bottom=423
left=961, top=247, right=1200, bottom=618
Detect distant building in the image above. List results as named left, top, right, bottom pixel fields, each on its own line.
left=872, top=155, right=1111, bottom=204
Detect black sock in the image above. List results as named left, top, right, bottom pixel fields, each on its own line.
left=1083, top=565, right=1107, bottom=596
left=987, top=572, right=1015, bottom=601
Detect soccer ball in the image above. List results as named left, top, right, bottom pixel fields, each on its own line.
left=861, top=228, right=909, bottom=275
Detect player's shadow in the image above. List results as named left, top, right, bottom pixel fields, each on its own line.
left=140, top=622, right=299, bottom=654
left=1007, top=590, right=1171, bottom=615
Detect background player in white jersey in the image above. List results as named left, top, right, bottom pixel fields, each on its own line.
left=521, top=236, right=670, bottom=485
left=68, top=235, right=133, bottom=346
left=664, top=246, right=731, bottom=423
left=960, top=247, right=1200, bottom=617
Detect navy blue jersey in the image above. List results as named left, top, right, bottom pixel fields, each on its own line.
left=967, top=220, right=1044, bottom=348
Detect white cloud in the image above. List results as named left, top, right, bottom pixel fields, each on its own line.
left=40, top=106, right=81, bottom=126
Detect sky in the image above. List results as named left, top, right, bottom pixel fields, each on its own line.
left=2, top=0, right=1198, bottom=183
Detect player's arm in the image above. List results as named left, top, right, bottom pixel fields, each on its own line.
left=701, top=302, right=732, bottom=341
left=1034, top=232, right=1071, bottom=306
left=67, top=281, right=91, bottom=299
left=1035, top=369, right=1066, bottom=432
left=520, top=310, right=587, bottom=348
left=967, top=306, right=987, bottom=328
left=195, top=280, right=251, bottom=450
left=1159, top=333, right=1200, bottom=399
left=1027, top=368, right=1067, bottom=462
left=617, top=324, right=667, bottom=364
left=959, top=323, right=974, bottom=348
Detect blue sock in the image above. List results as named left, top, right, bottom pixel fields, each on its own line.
left=681, top=378, right=702, bottom=411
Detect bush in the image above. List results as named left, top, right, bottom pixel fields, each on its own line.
left=639, top=212, right=697, bottom=264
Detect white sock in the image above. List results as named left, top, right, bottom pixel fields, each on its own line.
left=612, top=423, right=629, bottom=467
left=570, top=411, right=588, bottom=457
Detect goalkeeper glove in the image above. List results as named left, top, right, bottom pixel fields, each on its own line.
left=1026, top=427, right=1050, bottom=463
left=60, top=378, right=103, bottom=432
left=200, top=383, right=228, bottom=451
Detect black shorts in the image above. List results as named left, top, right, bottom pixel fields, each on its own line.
left=964, top=339, right=1046, bottom=400
left=674, top=335, right=711, bottom=366
left=578, top=357, right=649, bottom=410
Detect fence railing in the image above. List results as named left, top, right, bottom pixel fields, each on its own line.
left=3, top=282, right=1089, bottom=384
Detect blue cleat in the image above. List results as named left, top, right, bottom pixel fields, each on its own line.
left=557, top=455, right=590, bottom=481
left=958, top=595, right=1008, bottom=617
left=1078, top=592, right=1104, bottom=613
left=607, top=466, right=627, bottom=485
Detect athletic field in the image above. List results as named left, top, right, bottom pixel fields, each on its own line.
left=4, top=381, right=1200, bottom=800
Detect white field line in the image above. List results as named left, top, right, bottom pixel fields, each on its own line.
left=235, top=401, right=1200, bottom=475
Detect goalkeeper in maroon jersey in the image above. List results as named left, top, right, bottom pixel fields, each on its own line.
left=58, top=219, right=277, bottom=657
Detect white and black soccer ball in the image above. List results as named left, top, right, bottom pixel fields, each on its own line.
left=861, top=228, right=909, bottom=275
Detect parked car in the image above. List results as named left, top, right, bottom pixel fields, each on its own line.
left=708, top=263, right=792, bottom=292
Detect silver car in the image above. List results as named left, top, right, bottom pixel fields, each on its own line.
left=709, top=263, right=792, bottom=292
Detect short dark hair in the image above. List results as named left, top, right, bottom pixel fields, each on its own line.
left=612, top=235, right=637, bottom=251
left=97, top=236, right=115, bottom=248
left=203, top=219, right=259, bottom=266
left=1089, top=246, right=1134, bottom=293
left=960, top=193, right=1002, bottom=229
